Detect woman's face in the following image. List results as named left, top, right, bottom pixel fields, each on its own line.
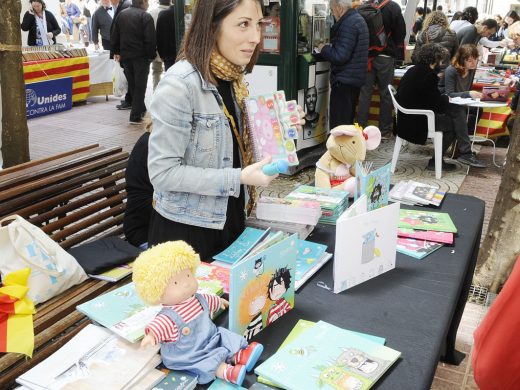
left=216, top=0, right=263, bottom=67
left=31, top=1, right=43, bottom=13
left=463, top=56, right=478, bottom=70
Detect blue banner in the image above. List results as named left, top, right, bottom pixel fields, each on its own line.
left=25, top=77, right=73, bottom=119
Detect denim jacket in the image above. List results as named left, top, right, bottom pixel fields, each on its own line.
left=148, top=60, right=243, bottom=229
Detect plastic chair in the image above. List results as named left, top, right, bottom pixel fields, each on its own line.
left=388, top=85, right=443, bottom=179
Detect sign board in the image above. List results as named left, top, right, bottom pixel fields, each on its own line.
left=25, top=77, right=73, bottom=119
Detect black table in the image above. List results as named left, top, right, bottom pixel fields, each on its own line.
left=215, top=193, right=484, bottom=390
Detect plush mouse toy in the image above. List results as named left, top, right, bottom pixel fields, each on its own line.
left=315, top=124, right=381, bottom=195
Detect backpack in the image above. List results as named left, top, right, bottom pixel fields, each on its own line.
left=357, top=0, right=391, bottom=58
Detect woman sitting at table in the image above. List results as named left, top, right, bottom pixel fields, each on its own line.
left=395, top=43, right=457, bottom=171
left=438, top=44, right=487, bottom=168
left=21, top=0, right=61, bottom=46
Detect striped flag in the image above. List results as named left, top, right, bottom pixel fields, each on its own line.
left=476, top=106, right=512, bottom=138
left=0, top=268, right=36, bottom=357
left=23, top=56, right=90, bottom=103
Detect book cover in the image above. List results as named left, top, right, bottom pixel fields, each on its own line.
left=88, top=261, right=134, bottom=282
left=285, top=185, right=348, bottom=211
left=207, top=379, right=247, bottom=389
left=397, top=228, right=454, bottom=244
left=153, top=369, right=198, bottom=390
left=396, top=237, right=444, bottom=260
left=355, top=162, right=392, bottom=211
left=295, top=240, right=328, bottom=291
left=196, top=262, right=230, bottom=296
left=212, top=227, right=269, bottom=264
left=295, top=252, right=332, bottom=291
left=243, top=92, right=299, bottom=167
left=229, top=234, right=298, bottom=340
left=254, top=320, right=401, bottom=390
left=399, top=209, right=457, bottom=233
left=334, top=196, right=400, bottom=293
left=429, top=190, right=446, bottom=207
left=402, top=181, right=438, bottom=205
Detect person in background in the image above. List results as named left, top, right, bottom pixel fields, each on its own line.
left=457, top=19, right=502, bottom=49
left=412, top=11, right=458, bottom=75
left=156, top=1, right=177, bottom=71
left=450, top=11, right=462, bottom=24
left=438, top=44, right=487, bottom=168
left=395, top=43, right=456, bottom=171
left=110, top=0, right=132, bottom=110
left=21, top=0, right=61, bottom=46
left=64, top=0, right=81, bottom=39
left=147, top=0, right=304, bottom=260
left=490, top=14, right=504, bottom=41
left=500, top=10, right=520, bottom=40
left=148, top=0, right=170, bottom=91
left=92, top=0, right=114, bottom=50
left=111, top=0, right=156, bottom=125
left=412, top=6, right=425, bottom=38
left=436, top=5, right=443, bottom=13
left=450, top=6, right=478, bottom=33
left=356, top=0, right=406, bottom=138
left=314, top=0, right=368, bottom=128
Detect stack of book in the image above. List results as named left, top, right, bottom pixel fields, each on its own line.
left=284, top=185, right=349, bottom=225
left=246, top=213, right=314, bottom=240
left=390, top=180, right=446, bottom=207
left=22, top=46, right=88, bottom=62
left=255, top=196, right=322, bottom=226
left=396, top=209, right=457, bottom=260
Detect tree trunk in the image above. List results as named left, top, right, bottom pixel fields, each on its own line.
left=0, top=0, right=30, bottom=167
left=473, top=113, right=520, bottom=293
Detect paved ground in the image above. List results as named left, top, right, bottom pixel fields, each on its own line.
left=26, top=78, right=509, bottom=390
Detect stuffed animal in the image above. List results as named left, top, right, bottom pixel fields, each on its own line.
left=132, top=241, right=263, bottom=386
left=315, top=124, right=381, bottom=195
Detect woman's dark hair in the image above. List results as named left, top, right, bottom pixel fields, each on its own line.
left=451, top=11, right=462, bottom=21
left=452, top=44, right=479, bottom=75
left=505, top=10, right=520, bottom=24
left=30, top=0, right=46, bottom=10
left=177, top=0, right=263, bottom=84
left=413, top=43, right=449, bottom=66
left=461, top=6, right=478, bottom=24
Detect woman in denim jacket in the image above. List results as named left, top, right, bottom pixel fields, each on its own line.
left=148, top=0, right=304, bottom=260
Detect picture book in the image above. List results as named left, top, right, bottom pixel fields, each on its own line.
left=196, top=261, right=230, bottom=296
left=295, top=240, right=331, bottom=291
left=355, top=161, right=392, bottom=211
left=397, top=228, right=454, bottom=244
left=389, top=180, right=446, bottom=207
left=399, top=209, right=457, bottom=233
left=207, top=379, right=247, bottom=389
left=254, top=320, right=401, bottom=390
left=429, top=190, right=446, bottom=207
left=243, top=92, right=299, bottom=168
left=246, top=214, right=315, bottom=240
left=396, top=237, right=444, bottom=260
left=127, top=355, right=164, bottom=390
left=153, top=368, right=198, bottom=390
left=88, top=261, right=134, bottom=282
left=229, top=233, right=298, bottom=340
left=334, top=195, right=400, bottom=293
left=256, top=196, right=322, bottom=226
left=212, top=227, right=269, bottom=264
left=16, top=324, right=160, bottom=390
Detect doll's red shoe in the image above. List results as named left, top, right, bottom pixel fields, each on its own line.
left=224, top=363, right=246, bottom=386
left=234, top=342, right=264, bottom=372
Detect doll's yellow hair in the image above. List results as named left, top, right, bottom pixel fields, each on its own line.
left=132, top=241, right=201, bottom=305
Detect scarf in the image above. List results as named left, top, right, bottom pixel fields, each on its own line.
left=209, top=51, right=257, bottom=216
left=35, top=11, right=50, bottom=46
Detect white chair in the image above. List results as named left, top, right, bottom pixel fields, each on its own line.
left=388, top=84, right=443, bottom=179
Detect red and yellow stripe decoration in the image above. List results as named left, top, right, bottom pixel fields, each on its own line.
left=476, top=106, right=511, bottom=138
left=23, top=56, right=90, bottom=103
left=0, top=268, right=36, bottom=357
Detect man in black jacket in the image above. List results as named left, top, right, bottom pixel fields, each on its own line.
left=314, top=0, right=368, bottom=128
left=110, top=0, right=132, bottom=109
left=111, top=0, right=156, bottom=124
left=156, top=3, right=176, bottom=71
left=357, top=0, right=406, bottom=138
left=92, top=0, right=113, bottom=50
left=395, top=43, right=456, bottom=171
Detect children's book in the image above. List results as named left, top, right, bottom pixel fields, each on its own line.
left=243, top=92, right=299, bottom=168
left=334, top=195, right=400, bottom=293
left=401, top=181, right=439, bottom=205
left=207, top=379, right=247, bottom=389
left=212, top=227, right=270, bottom=264
left=153, top=368, right=198, bottom=390
left=295, top=240, right=331, bottom=291
left=196, top=261, right=230, bottom=296
left=246, top=214, right=315, bottom=240
left=254, top=320, right=401, bottom=390
left=126, top=355, right=164, bottom=390
left=355, top=161, right=392, bottom=211
left=88, top=261, right=134, bottom=282
left=256, top=196, right=322, bottom=226
left=16, top=324, right=160, bottom=390
left=399, top=209, right=457, bottom=233
left=397, top=228, right=454, bottom=244
left=229, top=233, right=298, bottom=341
left=396, top=237, right=444, bottom=260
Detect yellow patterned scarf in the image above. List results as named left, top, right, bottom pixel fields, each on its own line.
left=210, top=51, right=257, bottom=216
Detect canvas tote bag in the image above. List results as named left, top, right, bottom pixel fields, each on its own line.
left=0, top=215, right=87, bottom=305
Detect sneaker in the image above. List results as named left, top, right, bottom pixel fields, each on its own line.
left=224, top=364, right=246, bottom=386
left=116, top=101, right=132, bottom=110
left=233, top=342, right=264, bottom=372
left=457, top=153, right=487, bottom=168
left=426, top=158, right=457, bottom=172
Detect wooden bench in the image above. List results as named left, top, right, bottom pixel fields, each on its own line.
left=0, top=144, right=130, bottom=389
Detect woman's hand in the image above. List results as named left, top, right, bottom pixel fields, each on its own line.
left=469, top=91, right=482, bottom=99
left=240, top=156, right=277, bottom=187
left=140, top=333, right=156, bottom=348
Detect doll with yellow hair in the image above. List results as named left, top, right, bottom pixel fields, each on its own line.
left=133, top=241, right=263, bottom=386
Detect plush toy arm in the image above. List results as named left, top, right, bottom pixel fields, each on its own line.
left=315, top=167, right=332, bottom=188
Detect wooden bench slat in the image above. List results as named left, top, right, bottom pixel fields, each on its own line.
left=59, top=215, right=125, bottom=249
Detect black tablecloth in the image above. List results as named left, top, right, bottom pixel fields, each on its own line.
left=214, top=193, right=484, bottom=390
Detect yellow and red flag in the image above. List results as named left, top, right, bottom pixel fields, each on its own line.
left=0, top=268, right=36, bottom=357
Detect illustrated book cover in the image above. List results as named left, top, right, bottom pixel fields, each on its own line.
left=228, top=233, right=298, bottom=341
left=196, top=261, right=230, bottom=296
left=254, top=320, right=401, bottom=390
left=399, top=209, right=457, bottom=233
left=355, top=161, right=392, bottom=211
left=397, top=228, right=454, bottom=244
left=153, top=368, right=198, bottom=390
left=88, top=261, right=134, bottom=282
left=212, top=227, right=270, bottom=264
left=295, top=240, right=331, bottom=291
left=396, top=237, right=444, bottom=260
left=334, top=195, right=400, bottom=293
